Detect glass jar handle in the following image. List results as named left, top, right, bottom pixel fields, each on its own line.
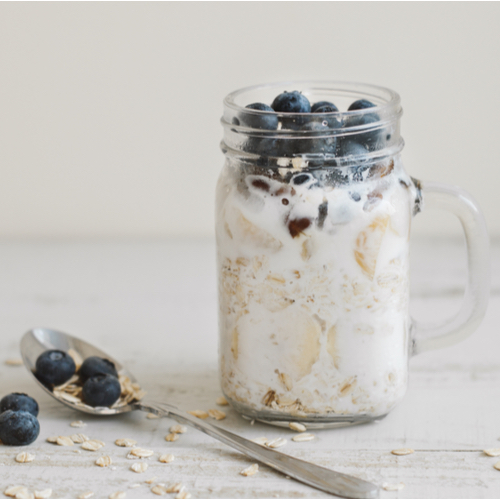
left=411, top=181, right=490, bottom=355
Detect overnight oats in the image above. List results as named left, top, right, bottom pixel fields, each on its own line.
left=216, top=82, right=419, bottom=426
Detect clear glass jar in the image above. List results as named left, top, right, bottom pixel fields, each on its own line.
left=215, top=82, right=490, bottom=428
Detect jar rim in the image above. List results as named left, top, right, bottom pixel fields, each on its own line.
left=224, top=80, right=402, bottom=117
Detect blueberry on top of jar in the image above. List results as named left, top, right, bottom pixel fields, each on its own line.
left=348, top=99, right=376, bottom=111
left=79, top=356, right=119, bottom=382
left=35, top=350, right=76, bottom=388
left=241, top=102, right=279, bottom=130
left=311, top=101, right=339, bottom=113
left=0, top=393, right=39, bottom=417
left=271, top=91, right=311, bottom=114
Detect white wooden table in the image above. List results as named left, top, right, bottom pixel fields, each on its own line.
left=0, top=238, right=499, bottom=499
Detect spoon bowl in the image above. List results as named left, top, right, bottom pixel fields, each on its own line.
left=21, top=327, right=379, bottom=499
left=21, top=327, right=136, bottom=415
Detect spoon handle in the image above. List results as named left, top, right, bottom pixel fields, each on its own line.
left=136, top=400, right=379, bottom=499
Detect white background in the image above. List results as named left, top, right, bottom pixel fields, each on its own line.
left=0, top=2, right=498, bottom=239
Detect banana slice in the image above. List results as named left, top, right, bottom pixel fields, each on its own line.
left=354, top=215, right=389, bottom=280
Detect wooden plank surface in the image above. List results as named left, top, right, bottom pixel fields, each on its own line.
left=0, top=238, right=499, bottom=498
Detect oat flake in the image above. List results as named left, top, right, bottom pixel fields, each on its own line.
left=208, top=409, right=226, bottom=420
left=34, top=489, right=52, bottom=499
left=165, top=433, right=179, bottom=442
left=159, top=453, right=175, bottom=463
left=145, top=477, right=158, bottom=484
left=70, top=434, right=89, bottom=444
left=494, top=461, right=500, bottom=471
left=188, top=410, right=208, bottom=419
left=81, top=440, right=104, bottom=451
left=109, top=492, right=126, bottom=499
left=292, top=433, right=315, bottom=442
left=166, top=483, right=185, bottom=494
left=130, top=462, right=148, bottom=473
left=216, top=396, right=229, bottom=406
left=151, top=486, right=167, bottom=495
left=240, top=464, right=259, bottom=476
left=147, top=413, right=160, bottom=419
left=484, top=448, right=500, bottom=457
left=14, top=488, right=33, bottom=499
left=170, top=425, right=187, bottom=434
left=5, top=358, right=23, bottom=366
left=288, top=422, right=306, bottom=432
left=391, top=448, right=414, bottom=456
left=70, top=420, right=86, bottom=428
left=95, top=456, right=112, bottom=467
left=175, top=492, right=191, bottom=499
left=251, top=437, right=269, bottom=446
left=56, top=436, right=74, bottom=447
left=115, top=438, right=137, bottom=447
left=5, top=486, right=27, bottom=497
left=77, top=492, right=94, bottom=499
left=15, top=452, right=35, bottom=463
left=266, top=437, right=287, bottom=448
left=129, top=447, right=154, bottom=458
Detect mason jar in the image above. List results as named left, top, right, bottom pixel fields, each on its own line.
left=215, top=81, right=489, bottom=428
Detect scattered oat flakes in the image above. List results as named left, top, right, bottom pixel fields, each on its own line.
left=15, top=452, right=35, bottom=463
left=5, top=486, right=27, bottom=497
left=70, top=434, right=89, bottom=444
left=70, top=420, right=86, bottom=428
left=382, top=482, right=405, bottom=491
left=56, top=436, right=74, bottom=447
left=266, top=437, right=287, bottom=448
left=109, top=492, right=126, bottom=499
left=145, top=477, right=158, bottom=484
left=252, top=437, right=269, bottom=446
left=495, top=461, right=500, bottom=471
left=77, top=492, right=94, bottom=499
left=292, top=433, right=315, bottom=442
left=159, top=453, right=175, bottom=463
left=129, top=447, right=154, bottom=458
left=175, top=492, right=191, bottom=499
left=147, top=413, right=160, bottom=419
left=288, top=422, right=306, bottom=432
left=130, top=462, right=148, bottom=473
left=81, top=440, right=104, bottom=451
left=95, top=456, right=112, bottom=467
left=170, top=425, right=187, bottom=434
left=165, top=433, right=179, bottom=442
left=240, top=464, right=259, bottom=476
left=5, top=358, right=23, bottom=366
left=115, top=438, right=137, bottom=447
left=391, top=448, right=414, bottom=456
left=151, top=486, right=167, bottom=495
left=484, top=448, right=500, bottom=457
left=46, top=436, right=58, bottom=444
left=34, top=490, right=52, bottom=499
left=208, top=409, right=226, bottom=420
left=188, top=410, right=208, bottom=419
left=166, top=483, right=185, bottom=494
left=216, top=396, right=229, bottom=406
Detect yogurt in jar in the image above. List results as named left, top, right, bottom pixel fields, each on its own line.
left=216, top=156, right=414, bottom=419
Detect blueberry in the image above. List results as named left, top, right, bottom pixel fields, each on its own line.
left=299, top=120, right=337, bottom=155
left=0, top=410, right=40, bottom=446
left=0, top=393, right=39, bottom=417
left=271, top=91, right=311, bottom=114
left=292, top=173, right=313, bottom=185
left=79, top=356, right=118, bottom=382
left=35, top=350, right=76, bottom=388
left=311, top=101, right=339, bottom=113
left=349, top=192, right=361, bottom=202
left=348, top=99, right=376, bottom=111
left=342, top=113, right=383, bottom=151
left=240, top=103, right=278, bottom=130
left=81, top=374, right=121, bottom=407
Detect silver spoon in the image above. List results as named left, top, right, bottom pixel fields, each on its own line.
left=21, top=327, right=379, bottom=499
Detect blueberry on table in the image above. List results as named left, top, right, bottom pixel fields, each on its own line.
left=241, top=103, right=279, bottom=130
left=0, top=410, right=40, bottom=446
left=311, top=101, right=339, bottom=113
left=348, top=99, right=376, bottom=111
left=82, top=374, right=121, bottom=407
left=35, top=350, right=76, bottom=388
left=271, top=91, right=311, bottom=113
left=0, top=393, right=39, bottom=417
left=79, top=356, right=118, bottom=382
